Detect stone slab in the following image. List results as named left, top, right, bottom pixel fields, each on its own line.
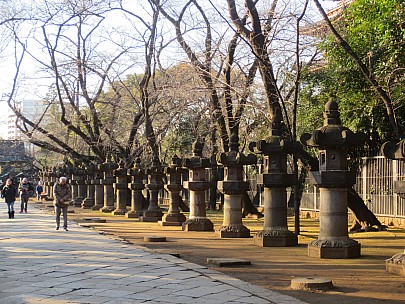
left=291, top=277, right=333, bottom=291
left=82, top=217, right=107, bottom=223
left=206, top=258, right=251, bottom=267
left=144, top=236, right=167, bottom=242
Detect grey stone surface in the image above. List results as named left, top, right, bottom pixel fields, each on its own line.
left=207, top=258, right=252, bottom=267
left=0, top=206, right=308, bottom=304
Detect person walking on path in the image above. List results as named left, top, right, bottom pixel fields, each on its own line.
left=36, top=181, right=43, bottom=200
left=53, top=176, right=72, bottom=231
left=1, top=178, right=17, bottom=219
left=18, top=177, right=34, bottom=213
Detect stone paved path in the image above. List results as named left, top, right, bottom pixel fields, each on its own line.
left=0, top=206, right=307, bottom=304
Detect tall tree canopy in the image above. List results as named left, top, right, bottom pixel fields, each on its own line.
left=302, top=0, right=405, bottom=149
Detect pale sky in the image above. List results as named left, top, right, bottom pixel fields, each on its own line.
left=0, top=0, right=339, bottom=139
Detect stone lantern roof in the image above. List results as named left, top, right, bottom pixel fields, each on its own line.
left=300, top=99, right=365, bottom=149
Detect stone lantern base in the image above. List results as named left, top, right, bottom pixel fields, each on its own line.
left=182, top=218, right=214, bottom=231
left=254, top=230, right=298, bottom=247
left=159, top=213, right=186, bottom=226
left=139, top=209, right=163, bottom=222
left=386, top=252, right=405, bottom=276
left=100, top=206, right=115, bottom=213
left=308, top=239, right=361, bottom=259
left=125, top=211, right=143, bottom=218
left=112, top=208, right=128, bottom=215
left=91, top=204, right=103, bottom=211
left=82, top=198, right=94, bottom=209
left=216, top=225, right=250, bottom=238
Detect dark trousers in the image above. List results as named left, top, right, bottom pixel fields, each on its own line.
left=20, top=194, right=29, bottom=211
left=55, top=205, right=68, bottom=228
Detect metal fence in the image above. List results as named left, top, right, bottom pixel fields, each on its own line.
left=300, top=156, right=405, bottom=219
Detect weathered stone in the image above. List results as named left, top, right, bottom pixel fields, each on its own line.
left=206, top=258, right=251, bottom=267
left=144, top=236, right=166, bottom=242
left=73, top=167, right=86, bottom=207
left=126, top=157, right=145, bottom=218
left=160, top=155, right=186, bottom=227
left=92, top=167, right=104, bottom=210
left=140, top=156, right=163, bottom=222
left=215, top=133, right=256, bottom=238
left=82, top=163, right=95, bottom=209
left=249, top=111, right=298, bottom=247
left=182, top=139, right=214, bottom=232
left=98, top=154, right=117, bottom=213
left=290, top=277, right=333, bottom=291
left=301, top=99, right=365, bottom=259
left=82, top=217, right=106, bottom=223
left=112, top=161, right=128, bottom=215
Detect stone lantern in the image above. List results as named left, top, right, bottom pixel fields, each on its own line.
left=140, top=156, right=164, bottom=222
left=126, top=157, right=145, bottom=218
left=74, top=165, right=87, bottom=207
left=182, top=139, right=214, bottom=231
left=159, top=155, right=187, bottom=226
left=66, top=166, right=78, bottom=205
left=99, top=154, right=118, bottom=213
left=82, top=162, right=95, bottom=209
left=92, top=165, right=104, bottom=210
left=382, top=139, right=405, bottom=276
left=300, top=99, right=365, bottom=258
left=48, top=167, right=56, bottom=200
left=42, top=166, right=49, bottom=196
left=249, top=112, right=298, bottom=247
left=216, top=133, right=257, bottom=238
left=112, top=160, right=129, bottom=215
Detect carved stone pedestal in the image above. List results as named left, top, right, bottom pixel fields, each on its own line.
left=301, top=100, right=364, bottom=259
left=249, top=113, right=298, bottom=247
left=182, top=218, right=213, bottom=232
left=216, top=134, right=256, bottom=238
left=139, top=156, right=163, bottom=222
left=308, top=242, right=361, bottom=259
left=112, top=162, right=128, bottom=215
left=92, top=170, right=104, bottom=210
left=82, top=164, right=95, bottom=209
left=126, top=158, right=145, bottom=218
left=254, top=229, right=298, bottom=247
left=159, top=156, right=186, bottom=227
left=182, top=140, right=214, bottom=232
left=99, top=155, right=117, bottom=213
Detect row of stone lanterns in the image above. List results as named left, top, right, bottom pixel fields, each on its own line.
left=39, top=100, right=383, bottom=262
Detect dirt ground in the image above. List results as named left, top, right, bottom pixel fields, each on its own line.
left=36, top=201, right=405, bottom=304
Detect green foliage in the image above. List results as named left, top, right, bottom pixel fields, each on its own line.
left=301, top=0, right=405, bottom=143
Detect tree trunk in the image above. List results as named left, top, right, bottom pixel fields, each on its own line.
left=347, top=188, right=383, bottom=231
left=242, top=191, right=263, bottom=217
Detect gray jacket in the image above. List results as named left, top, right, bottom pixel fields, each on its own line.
left=53, top=183, right=72, bottom=206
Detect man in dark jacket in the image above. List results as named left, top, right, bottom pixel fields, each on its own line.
left=53, top=176, right=72, bottom=231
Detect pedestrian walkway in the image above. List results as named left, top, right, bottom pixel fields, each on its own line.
left=0, top=206, right=307, bottom=304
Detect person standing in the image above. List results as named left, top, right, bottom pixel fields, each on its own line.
left=53, top=176, right=71, bottom=231
left=2, top=179, right=17, bottom=219
left=36, top=181, right=43, bottom=200
left=18, top=177, right=34, bottom=213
